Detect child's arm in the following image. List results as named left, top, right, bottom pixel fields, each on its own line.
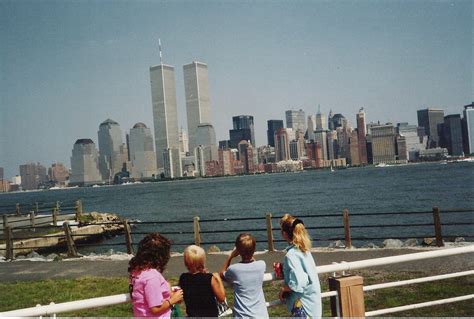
left=211, top=272, right=226, bottom=303
left=219, top=248, right=239, bottom=278
left=149, top=289, right=183, bottom=315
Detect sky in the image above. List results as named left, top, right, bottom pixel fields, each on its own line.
left=0, top=0, right=472, bottom=178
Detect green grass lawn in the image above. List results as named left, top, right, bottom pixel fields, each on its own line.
left=0, top=271, right=472, bottom=317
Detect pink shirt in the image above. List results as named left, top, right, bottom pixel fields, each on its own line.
left=130, top=268, right=171, bottom=318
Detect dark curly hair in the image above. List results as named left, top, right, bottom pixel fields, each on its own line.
left=128, top=233, right=172, bottom=274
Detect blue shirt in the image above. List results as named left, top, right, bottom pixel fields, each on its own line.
left=283, top=245, right=322, bottom=318
left=224, top=260, right=269, bottom=318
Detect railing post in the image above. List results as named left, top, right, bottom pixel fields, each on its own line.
left=75, top=200, right=83, bottom=221
left=30, top=210, right=36, bottom=231
left=193, top=216, right=201, bottom=246
left=5, top=226, right=14, bottom=260
left=56, top=201, right=60, bottom=214
left=266, top=213, right=275, bottom=252
left=63, top=222, right=78, bottom=257
left=2, top=214, right=8, bottom=233
left=52, top=208, right=58, bottom=226
left=343, top=209, right=352, bottom=249
left=329, top=275, right=365, bottom=317
left=35, top=202, right=39, bottom=214
left=123, top=220, right=134, bottom=255
left=15, top=203, right=21, bottom=216
left=432, top=206, right=444, bottom=247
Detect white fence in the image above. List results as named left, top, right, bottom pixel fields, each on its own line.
left=1, top=245, right=473, bottom=317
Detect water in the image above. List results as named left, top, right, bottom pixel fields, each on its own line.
left=1, top=162, right=473, bottom=253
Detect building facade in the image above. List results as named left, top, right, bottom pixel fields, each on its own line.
left=196, top=123, right=218, bottom=161
left=183, top=61, right=212, bottom=152
left=267, top=120, right=284, bottom=147
left=286, top=109, right=306, bottom=132
left=98, top=119, right=125, bottom=182
left=70, top=139, right=102, bottom=185
left=19, top=163, right=47, bottom=190
left=150, top=64, right=180, bottom=170
left=371, top=124, right=397, bottom=164
left=462, top=103, right=474, bottom=155
left=417, top=108, right=445, bottom=148
left=443, top=114, right=464, bottom=156
left=49, top=163, right=69, bottom=185
left=129, top=123, right=157, bottom=179
left=356, top=108, right=368, bottom=165
left=397, top=123, right=427, bottom=161
left=231, top=115, right=255, bottom=147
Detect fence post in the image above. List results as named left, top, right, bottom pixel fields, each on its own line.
left=343, top=209, right=352, bottom=249
left=15, top=203, right=20, bottom=216
left=52, top=208, right=58, bottom=226
left=56, top=201, right=60, bottom=213
left=266, top=213, right=275, bottom=252
left=193, top=216, right=201, bottom=246
left=75, top=200, right=83, bottom=221
left=30, top=210, right=36, bottom=231
left=35, top=202, right=39, bottom=214
left=432, top=207, right=444, bottom=247
left=63, top=222, right=78, bottom=257
left=123, top=220, right=134, bottom=255
left=2, top=214, right=8, bottom=233
left=5, top=226, right=14, bottom=260
left=329, top=275, right=365, bottom=317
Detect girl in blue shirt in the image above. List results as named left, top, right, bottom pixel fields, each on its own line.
left=278, top=214, right=322, bottom=318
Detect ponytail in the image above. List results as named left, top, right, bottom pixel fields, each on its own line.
left=280, top=214, right=312, bottom=253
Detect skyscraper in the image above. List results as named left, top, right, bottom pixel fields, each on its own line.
left=98, top=119, right=124, bottom=182
left=315, top=106, right=326, bottom=130
left=183, top=61, right=212, bottom=152
left=70, top=139, right=102, bottom=185
left=462, top=103, right=474, bottom=155
left=19, top=163, right=47, bottom=190
left=306, top=115, right=316, bottom=141
left=49, top=163, right=69, bottom=185
left=150, top=60, right=179, bottom=170
left=397, top=123, right=427, bottom=161
left=443, top=114, right=463, bottom=156
left=129, top=123, right=157, bottom=179
left=417, top=108, right=445, bottom=148
left=356, top=108, right=368, bottom=165
left=196, top=123, right=218, bottom=161
left=267, top=120, right=284, bottom=146
left=286, top=109, right=306, bottom=132
left=230, top=115, right=255, bottom=147
left=274, top=128, right=290, bottom=162
left=371, top=124, right=397, bottom=164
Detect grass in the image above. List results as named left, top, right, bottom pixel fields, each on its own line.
left=0, top=271, right=472, bottom=317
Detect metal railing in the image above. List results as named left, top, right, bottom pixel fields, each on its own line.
left=1, top=245, right=472, bottom=317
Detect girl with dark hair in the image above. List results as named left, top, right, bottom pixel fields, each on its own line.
left=278, top=214, right=322, bottom=318
left=128, top=233, right=183, bottom=318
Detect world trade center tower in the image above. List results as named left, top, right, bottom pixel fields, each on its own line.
left=150, top=63, right=179, bottom=170
left=183, top=61, right=212, bottom=153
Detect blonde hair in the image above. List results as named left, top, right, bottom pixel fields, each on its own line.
left=280, top=214, right=312, bottom=253
left=235, top=233, right=256, bottom=260
left=183, top=245, right=206, bottom=273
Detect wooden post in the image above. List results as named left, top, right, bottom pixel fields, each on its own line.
left=266, top=213, right=274, bottom=252
left=63, top=222, right=78, bottom=257
left=343, top=209, right=352, bottom=249
left=193, top=216, right=201, bottom=246
left=2, top=214, right=8, bottom=233
left=75, top=200, right=83, bottom=221
left=5, top=226, right=14, bottom=260
left=52, top=208, right=58, bottom=226
left=329, top=275, right=365, bottom=317
left=30, top=210, right=36, bottom=231
left=433, top=207, right=444, bottom=247
left=35, top=202, right=39, bottom=214
left=15, top=203, right=20, bottom=216
left=56, top=201, right=60, bottom=213
left=123, top=220, right=134, bottom=255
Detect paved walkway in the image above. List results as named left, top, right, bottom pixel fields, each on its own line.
left=1, top=247, right=472, bottom=282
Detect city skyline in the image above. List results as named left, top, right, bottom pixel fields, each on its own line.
left=1, top=1, right=472, bottom=178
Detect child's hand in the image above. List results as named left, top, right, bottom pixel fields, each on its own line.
left=170, top=288, right=183, bottom=305
left=230, top=248, right=240, bottom=259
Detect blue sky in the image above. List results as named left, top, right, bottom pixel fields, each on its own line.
left=0, top=0, right=472, bottom=178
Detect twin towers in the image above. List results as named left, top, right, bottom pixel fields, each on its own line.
left=150, top=52, right=216, bottom=177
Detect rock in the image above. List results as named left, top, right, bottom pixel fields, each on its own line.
left=422, top=237, right=435, bottom=246
left=53, top=255, right=63, bottom=262
left=403, top=238, right=419, bottom=247
left=46, top=253, right=59, bottom=260
left=329, top=240, right=346, bottom=249
left=26, top=251, right=43, bottom=259
left=454, top=237, right=465, bottom=243
left=207, top=245, right=220, bottom=253
left=382, top=239, right=403, bottom=248
left=363, top=242, right=379, bottom=249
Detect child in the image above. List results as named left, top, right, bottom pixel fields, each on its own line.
left=128, top=233, right=183, bottom=318
left=179, top=245, right=226, bottom=317
left=221, top=233, right=269, bottom=318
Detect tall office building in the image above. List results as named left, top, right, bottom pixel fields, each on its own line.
left=48, top=163, right=69, bottom=185
left=356, top=108, right=368, bottom=165
left=371, top=124, right=397, bottom=164
left=274, top=128, right=290, bottom=162
left=238, top=140, right=255, bottom=174
left=150, top=57, right=179, bottom=170
left=163, top=147, right=182, bottom=178
left=129, top=123, right=157, bottom=179
left=349, top=130, right=360, bottom=166
left=397, top=123, right=427, bottom=161
left=179, top=128, right=189, bottom=154
left=19, top=163, right=47, bottom=190
left=315, top=106, right=326, bottom=130
left=286, top=109, right=306, bottom=132
left=183, top=61, right=212, bottom=152
left=314, top=129, right=328, bottom=160
left=462, top=103, right=474, bottom=155
left=267, top=120, right=284, bottom=147
left=329, top=113, right=346, bottom=131
left=70, top=139, right=102, bottom=185
left=417, top=108, right=445, bottom=148
left=98, top=119, right=125, bottom=182
left=307, top=115, right=316, bottom=141
left=443, top=114, right=463, bottom=156
left=230, top=115, right=255, bottom=147
left=196, top=123, right=218, bottom=161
